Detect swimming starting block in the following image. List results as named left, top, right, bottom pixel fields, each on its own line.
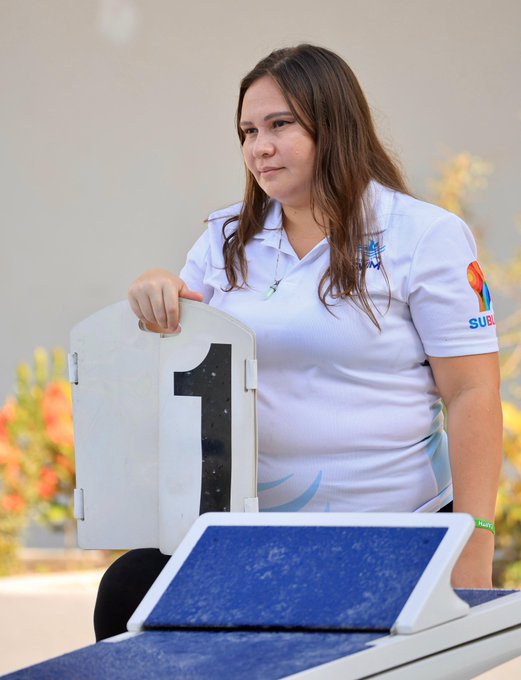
left=4, top=302, right=518, bottom=679
left=3, top=512, right=521, bottom=679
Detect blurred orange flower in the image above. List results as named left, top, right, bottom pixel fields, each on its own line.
left=0, top=400, right=16, bottom=441
left=0, top=348, right=76, bottom=547
left=1, top=494, right=26, bottom=513
left=43, top=382, right=74, bottom=448
left=39, top=468, right=60, bottom=500
left=0, top=440, right=20, bottom=466
left=55, top=453, right=75, bottom=474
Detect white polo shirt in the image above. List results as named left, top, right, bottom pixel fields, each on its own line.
left=180, top=182, right=498, bottom=513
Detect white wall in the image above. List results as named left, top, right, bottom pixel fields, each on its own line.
left=1, top=0, right=520, bottom=399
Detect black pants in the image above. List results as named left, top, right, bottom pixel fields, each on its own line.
left=93, top=501, right=454, bottom=641
left=94, top=548, right=170, bottom=641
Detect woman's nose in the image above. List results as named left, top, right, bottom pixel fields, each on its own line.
left=252, top=132, right=275, bottom=158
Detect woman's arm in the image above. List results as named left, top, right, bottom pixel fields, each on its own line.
left=428, top=352, right=503, bottom=588
left=128, top=268, right=204, bottom=333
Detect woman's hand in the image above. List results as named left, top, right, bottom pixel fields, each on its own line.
left=128, top=268, right=204, bottom=333
left=451, top=527, right=495, bottom=588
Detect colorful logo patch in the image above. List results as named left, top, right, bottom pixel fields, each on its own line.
left=358, top=240, right=385, bottom=270
left=469, top=315, right=495, bottom=330
left=467, top=260, right=492, bottom=312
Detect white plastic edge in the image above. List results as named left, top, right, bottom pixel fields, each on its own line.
left=391, top=513, right=473, bottom=634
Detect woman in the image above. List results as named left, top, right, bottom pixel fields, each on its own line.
left=95, top=44, right=502, bottom=640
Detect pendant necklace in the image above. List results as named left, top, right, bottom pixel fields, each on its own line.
left=265, top=228, right=284, bottom=299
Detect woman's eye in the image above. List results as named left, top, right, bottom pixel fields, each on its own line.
left=243, top=127, right=257, bottom=136
left=273, top=120, right=291, bottom=128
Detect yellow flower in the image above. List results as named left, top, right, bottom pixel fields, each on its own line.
left=503, top=401, right=521, bottom=437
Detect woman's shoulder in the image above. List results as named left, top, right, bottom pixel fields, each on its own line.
left=373, top=185, right=471, bottom=253
left=388, top=188, right=466, bottom=233
left=190, top=201, right=242, bottom=253
left=206, top=199, right=282, bottom=238
left=207, top=201, right=243, bottom=229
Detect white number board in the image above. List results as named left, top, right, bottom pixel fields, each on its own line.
left=70, top=300, right=258, bottom=554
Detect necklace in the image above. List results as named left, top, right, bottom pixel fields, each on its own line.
left=265, top=228, right=284, bottom=299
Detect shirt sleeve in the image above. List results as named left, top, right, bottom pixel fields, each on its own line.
left=407, top=214, right=499, bottom=357
left=179, top=230, right=215, bottom=303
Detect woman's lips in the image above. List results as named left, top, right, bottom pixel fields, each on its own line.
left=259, top=167, right=283, bottom=177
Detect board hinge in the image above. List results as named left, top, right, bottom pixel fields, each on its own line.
left=245, top=359, right=257, bottom=390
left=244, top=497, right=259, bottom=512
left=68, top=352, right=79, bottom=385
left=74, top=488, right=84, bottom=520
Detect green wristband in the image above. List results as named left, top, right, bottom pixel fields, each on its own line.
left=475, top=518, right=496, bottom=534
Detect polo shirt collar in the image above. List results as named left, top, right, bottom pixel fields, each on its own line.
left=252, top=201, right=285, bottom=250
left=365, top=180, right=394, bottom=234
left=251, top=181, right=394, bottom=249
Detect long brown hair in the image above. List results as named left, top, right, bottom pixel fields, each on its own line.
left=223, top=44, right=409, bottom=326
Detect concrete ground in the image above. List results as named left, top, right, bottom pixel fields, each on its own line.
left=0, top=570, right=102, bottom=676
left=0, top=570, right=520, bottom=678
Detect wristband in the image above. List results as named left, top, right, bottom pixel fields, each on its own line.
left=474, top=518, right=496, bottom=534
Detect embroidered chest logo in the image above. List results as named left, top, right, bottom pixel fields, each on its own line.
left=358, top=239, right=385, bottom=270
left=467, top=260, right=495, bottom=329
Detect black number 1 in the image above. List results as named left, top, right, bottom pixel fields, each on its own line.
left=173, top=343, right=232, bottom=513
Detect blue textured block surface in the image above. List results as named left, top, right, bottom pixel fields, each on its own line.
left=5, top=590, right=516, bottom=680
left=456, top=589, right=519, bottom=607
left=145, top=525, right=447, bottom=631
left=2, top=630, right=386, bottom=680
